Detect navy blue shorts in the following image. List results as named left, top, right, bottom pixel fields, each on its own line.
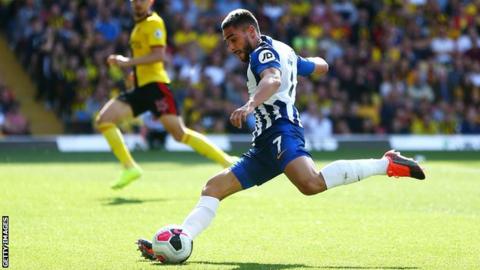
left=231, top=119, right=311, bottom=189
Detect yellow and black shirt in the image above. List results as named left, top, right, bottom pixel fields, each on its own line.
left=130, top=12, right=170, bottom=86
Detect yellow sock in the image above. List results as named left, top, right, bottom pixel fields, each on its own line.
left=97, top=122, right=136, bottom=168
left=181, top=128, right=232, bottom=167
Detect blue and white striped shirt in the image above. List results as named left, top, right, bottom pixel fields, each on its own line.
left=247, top=35, right=303, bottom=140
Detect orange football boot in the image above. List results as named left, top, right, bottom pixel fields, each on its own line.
left=384, top=150, right=425, bottom=180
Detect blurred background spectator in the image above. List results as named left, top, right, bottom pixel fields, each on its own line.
left=1, top=0, right=479, bottom=135
left=0, top=79, right=30, bottom=135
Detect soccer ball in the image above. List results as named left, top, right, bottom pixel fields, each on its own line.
left=152, top=225, right=193, bottom=264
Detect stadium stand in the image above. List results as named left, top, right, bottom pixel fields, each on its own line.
left=2, top=0, right=479, bottom=135
left=0, top=32, right=63, bottom=134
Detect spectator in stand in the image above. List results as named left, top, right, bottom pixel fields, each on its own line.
left=2, top=102, right=30, bottom=135
left=460, top=107, right=480, bottom=134
left=0, top=83, right=15, bottom=113
left=411, top=114, right=439, bottom=134
left=301, top=101, right=333, bottom=139
left=408, top=71, right=435, bottom=103
left=0, top=80, right=31, bottom=135
left=431, top=26, right=455, bottom=64
left=94, top=8, right=121, bottom=42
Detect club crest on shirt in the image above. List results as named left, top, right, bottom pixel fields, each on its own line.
left=154, top=29, right=163, bottom=39
left=258, top=50, right=274, bottom=64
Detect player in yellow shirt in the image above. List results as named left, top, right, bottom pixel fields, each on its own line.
left=96, top=0, right=235, bottom=190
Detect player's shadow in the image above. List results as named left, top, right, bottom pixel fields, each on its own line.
left=183, top=261, right=419, bottom=270
left=310, top=267, right=418, bottom=270
left=315, top=266, right=420, bottom=270
left=100, top=196, right=166, bottom=206
left=177, top=261, right=313, bottom=269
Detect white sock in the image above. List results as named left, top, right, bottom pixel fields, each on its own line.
left=181, top=196, right=219, bottom=239
left=320, top=158, right=388, bottom=189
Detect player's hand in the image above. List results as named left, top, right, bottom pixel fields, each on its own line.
left=107, top=54, right=131, bottom=67
left=230, top=101, right=255, bottom=129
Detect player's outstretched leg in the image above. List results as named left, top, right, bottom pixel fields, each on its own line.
left=181, top=169, right=242, bottom=239
left=136, top=170, right=242, bottom=261
left=320, top=150, right=425, bottom=190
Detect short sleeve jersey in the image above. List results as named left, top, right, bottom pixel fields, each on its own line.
left=130, top=12, right=170, bottom=86
left=247, top=35, right=302, bottom=140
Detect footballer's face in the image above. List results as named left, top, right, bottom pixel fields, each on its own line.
left=223, top=25, right=256, bottom=63
left=130, top=0, right=153, bottom=19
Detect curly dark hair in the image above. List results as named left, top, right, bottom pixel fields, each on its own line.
left=221, top=9, right=260, bottom=33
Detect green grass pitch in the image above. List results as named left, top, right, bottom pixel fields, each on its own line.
left=1, top=150, right=479, bottom=269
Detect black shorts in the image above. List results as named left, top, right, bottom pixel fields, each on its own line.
left=117, top=82, right=179, bottom=117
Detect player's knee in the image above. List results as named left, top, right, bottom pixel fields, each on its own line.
left=95, top=108, right=117, bottom=124
left=297, top=177, right=326, bottom=196
left=94, top=115, right=114, bottom=130
left=202, top=182, right=224, bottom=200
left=201, top=174, right=234, bottom=200
left=171, top=130, right=184, bottom=142
left=201, top=179, right=219, bottom=198
left=94, top=115, right=106, bottom=129
left=95, top=114, right=104, bottom=125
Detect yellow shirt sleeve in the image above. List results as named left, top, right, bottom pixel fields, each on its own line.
left=147, top=19, right=167, bottom=47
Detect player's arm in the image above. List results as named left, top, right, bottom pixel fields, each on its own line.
left=297, top=56, right=329, bottom=76
left=109, top=20, right=167, bottom=68
left=107, top=46, right=165, bottom=67
left=230, top=67, right=281, bottom=129
left=248, top=67, right=282, bottom=108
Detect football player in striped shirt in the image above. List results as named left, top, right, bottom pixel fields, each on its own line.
left=138, top=9, right=425, bottom=259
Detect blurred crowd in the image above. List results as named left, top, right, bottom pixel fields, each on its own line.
left=0, top=77, right=30, bottom=135
left=1, top=0, right=480, bottom=135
